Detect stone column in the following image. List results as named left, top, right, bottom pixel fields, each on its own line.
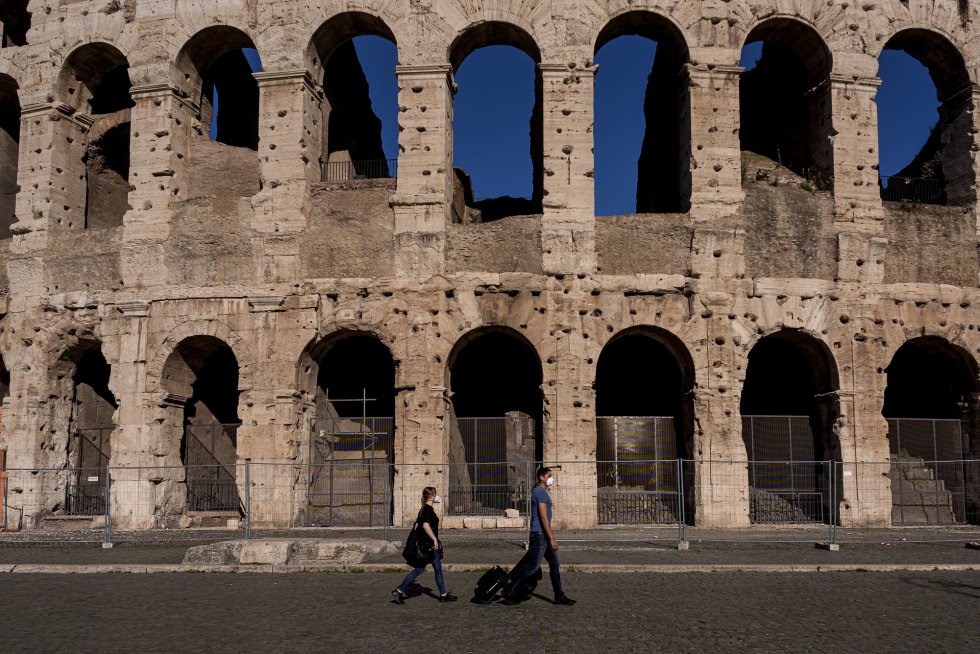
left=107, top=300, right=156, bottom=529
left=120, top=83, right=196, bottom=288
left=691, top=288, right=750, bottom=528
left=390, top=65, right=453, bottom=279
left=686, top=64, right=744, bottom=221
left=251, top=70, right=321, bottom=236
left=10, top=103, right=88, bottom=254
left=539, top=61, right=596, bottom=274
left=830, top=74, right=884, bottom=223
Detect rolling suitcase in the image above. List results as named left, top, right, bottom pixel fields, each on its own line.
left=472, top=565, right=509, bottom=604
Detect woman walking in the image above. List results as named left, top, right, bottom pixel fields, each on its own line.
left=392, top=486, right=458, bottom=603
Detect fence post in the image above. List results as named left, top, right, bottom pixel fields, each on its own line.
left=829, top=460, right=836, bottom=545
left=525, top=461, right=532, bottom=550
left=244, top=461, right=251, bottom=539
left=383, top=461, right=391, bottom=542
left=677, top=458, right=687, bottom=547
left=102, top=465, right=112, bottom=548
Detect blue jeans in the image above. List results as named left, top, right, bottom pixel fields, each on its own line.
left=397, top=549, right=447, bottom=596
left=504, top=531, right=564, bottom=599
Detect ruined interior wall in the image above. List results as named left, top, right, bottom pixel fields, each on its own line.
left=595, top=215, right=691, bottom=275
left=42, top=228, right=123, bottom=294
left=446, top=215, right=544, bottom=274
left=882, top=203, right=978, bottom=286
left=304, top=181, right=396, bottom=279
left=740, top=183, right=837, bottom=281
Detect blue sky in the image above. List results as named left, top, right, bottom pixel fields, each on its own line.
left=221, top=39, right=941, bottom=213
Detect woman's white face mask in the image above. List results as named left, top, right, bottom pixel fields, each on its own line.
left=546, top=477, right=555, bottom=487
left=433, top=495, right=442, bottom=503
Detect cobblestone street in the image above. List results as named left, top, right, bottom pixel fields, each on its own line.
left=3, top=571, right=979, bottom=653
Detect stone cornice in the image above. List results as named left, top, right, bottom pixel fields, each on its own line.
left=248, top=295, right=286, bottom=312
left=116, top=300, right=151, bottom=318
left=253, top=69, right=318, bottom=94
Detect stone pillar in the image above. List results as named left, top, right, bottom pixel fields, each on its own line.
left=691, top=288, right=750, bottom=528
left=251, top=70, right=321, bottom=236
left=686, top=64, right=744, bottom=221
left=11, top=103, right=89, bottom=249
left=120, top=82, right=196, bottom=288
left=390, top=65, right=453, bottom=279
left=837, top=328, right=892, bottom=526
left=831, top=74, right=884, bottom=222
left=107, top=300, right=156, bottom=529
left=539, top=61, right=596, bottom=274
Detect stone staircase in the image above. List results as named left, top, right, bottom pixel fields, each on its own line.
left=889, top=458, right=956, bottom=524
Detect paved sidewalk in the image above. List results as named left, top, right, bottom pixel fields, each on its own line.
left=2, top=526, right=980, bottom=571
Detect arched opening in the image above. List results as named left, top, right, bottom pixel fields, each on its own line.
left=307, top=12, right=398, bottom=182
left=883, top=337, right=979, bottom=524
left=594, top=12, right=691, bottom=215
left=446, top=327, right=543, bottom=516
left=304, top=331, right=396, bottom=526
left=0, top=1, right=30, bottom=47
left=594, top=328, right=695, bottom=524
left=877, top=30, right=972, bottom=206
left=175, top=27, right=261, bottom=197
left=739, top=19, right=833, bottom=188
left=162, top=336, right=241, bottom=515
left=61, top=43, right=134, bottom=229
left=449, top=22, right=542, bottom=221
left=64, top=346, right=116, bottom=516
left=740, top=330, right=840, bottom=524
left=0, top=74, right=19, bottom=237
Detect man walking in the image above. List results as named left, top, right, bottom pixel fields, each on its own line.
left=502, top=467, right=576, bottom=605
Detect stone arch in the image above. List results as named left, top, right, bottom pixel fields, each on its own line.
left=883, top=335, right=980, bottom=524
left=448, top=21, right=543, bottom=219
left=175, top=0, right=258, bottom=44
left=876, top=28, right=974, bottom=205
left=175, top=25, right=261, bottom=150
left=305, top=12, right=398, bottom=181
left=147, top=319, right=253, bottom=395
left=594, top=326, right=696, bottom=525
left=57, top=41, right=134, bottom=230
left=445, top=324, right=544, bottom=516
left=593, top=10, right=692, bottom=213
left=739, top=16, right=834, bottom=185
left=740, top=328, right=841, bottom=524
left=0, top=1, right=30, bottom=47
left=0, top=72, right=19, bottom=238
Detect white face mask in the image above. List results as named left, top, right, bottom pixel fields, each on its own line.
left=545, top=477, right=554, bottom=487
left=433, top=495, right=441, bottom=503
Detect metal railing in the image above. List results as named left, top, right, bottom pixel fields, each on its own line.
left=880, top=175, right=945, bottom=205
left=2, top=458, right=979, bottom=546
left=324, top=158, right=397, bottom=182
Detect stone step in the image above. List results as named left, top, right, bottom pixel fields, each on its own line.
left=892, top=505, right=957, bottom=525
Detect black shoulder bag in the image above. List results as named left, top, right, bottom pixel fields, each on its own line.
left=402, top=509, right=435, bottom=567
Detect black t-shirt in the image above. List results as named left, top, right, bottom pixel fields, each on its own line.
left=416, top=504, right=439, bottom=546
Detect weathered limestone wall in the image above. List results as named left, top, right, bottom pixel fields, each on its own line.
left=0, top=0, right=978, bottom=530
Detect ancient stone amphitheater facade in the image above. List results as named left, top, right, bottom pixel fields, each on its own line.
left=0, top=0, right=979, bottom=531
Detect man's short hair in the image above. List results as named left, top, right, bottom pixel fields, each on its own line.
left=537, top=466, right=551, bottom=479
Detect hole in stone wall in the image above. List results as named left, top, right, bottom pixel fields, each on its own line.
left=450, top=22, right=542, bottom=222
left=0, top=75, right=19, bottom=238
left=594, top=13, right=691, bottom=215
left=883, top=337, right=976, bottom=420
left=877, top=30, right=972, bottom=206
left=739, top=19, right=834, bottom=188
left=314, top=332, right=395, bottom=419
left=0, top=355, right=9, bottom=401
left=0, top=1, right=30, bottom=47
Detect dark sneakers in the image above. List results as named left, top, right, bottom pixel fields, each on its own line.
left=555, top=595, right=576, bottom=606
left=439, top=592, right=459, bottom=602
left=391, top=589, right=406, bottom=605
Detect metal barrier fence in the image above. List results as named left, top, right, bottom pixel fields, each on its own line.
left=324, top=159, right=397, bottom=182
left=1, top=459, right=979, bottom=545
left=880, top=175, right=945, bottom=204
